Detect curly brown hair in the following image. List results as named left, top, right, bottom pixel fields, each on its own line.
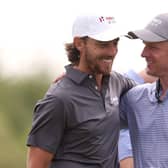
left=65, top=43, right=80, bottom=65
left=65, top=37, right=88, bottom=65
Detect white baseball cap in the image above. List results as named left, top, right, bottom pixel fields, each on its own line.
left=72, top=15, right=125, bottom=42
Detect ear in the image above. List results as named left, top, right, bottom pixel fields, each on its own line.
left=73, top=37, right=84, bottom=51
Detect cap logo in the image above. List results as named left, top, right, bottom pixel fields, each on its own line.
left=99, top=16, right=105, bottom=22
left=98, top=16, right=115, bottom=24
left=150, top=18, right=162, bottom=27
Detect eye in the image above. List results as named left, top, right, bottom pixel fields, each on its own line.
left=96, top=38, right=119, bottom=48
left=100, top=43, right=109, bottom=47
left=149, top=45, right=158, bottom=50
left=96, top=41, right=109, bottom=48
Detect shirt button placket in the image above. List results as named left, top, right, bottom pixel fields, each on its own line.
left=95, top=86, right=98, bottom=90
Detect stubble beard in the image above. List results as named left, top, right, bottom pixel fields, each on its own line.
left=86, top=57, right=112, bottom=75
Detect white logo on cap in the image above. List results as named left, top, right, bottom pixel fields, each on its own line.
left=150, top=18, right=162, bottom=27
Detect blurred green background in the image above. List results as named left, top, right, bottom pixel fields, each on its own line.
left=0, top=70, right=53, bottom=168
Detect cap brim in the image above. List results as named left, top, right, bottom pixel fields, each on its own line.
left=89, top=25, right=126, bottom=42
left=128, top=29, right=166, bottom=42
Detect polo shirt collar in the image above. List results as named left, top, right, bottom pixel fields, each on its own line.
left=65, top=64, right=90, bottom=84
left=149, top=80, right=168, bottom=103
left=65, top=64, right=110, bottom=85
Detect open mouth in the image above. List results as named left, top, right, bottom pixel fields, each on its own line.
left=102, top=59, right=113, bottom=63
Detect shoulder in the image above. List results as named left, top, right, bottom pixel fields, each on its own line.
left=110, top=71, right=135, bottom=85
left=109, top=71, right=136, bottom=94
left=128, top=83, right=152, bottom=94
left=110, top=71, right=124, bottom=80
left=46, top=77, right=75, bottom=99
left=124, top=82, right=154, bottom=102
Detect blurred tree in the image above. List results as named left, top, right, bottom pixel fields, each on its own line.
left=0, top=71, right=52, bottom=168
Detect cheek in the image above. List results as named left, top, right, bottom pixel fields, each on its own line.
left=114, top=48, right=118, bottom=55
left=92, top=47, right=100, bottom=55
left=110, top=46, right=118, bottom=56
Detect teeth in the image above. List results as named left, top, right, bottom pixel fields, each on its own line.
left=147, top=60, right=152, bottom=64
left=103, top=59, right=112, bottom=63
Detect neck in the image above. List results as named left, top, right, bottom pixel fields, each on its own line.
left=158, top=77, right=168, bottom=100
left=95, top=74, right=103, bottom=91
left=160, top=77, right=168, bottom=92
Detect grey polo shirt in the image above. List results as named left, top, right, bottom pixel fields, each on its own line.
left=27, top=65, right=134, bottom=168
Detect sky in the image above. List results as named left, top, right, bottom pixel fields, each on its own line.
left=0, top=0, right=168, bottom=77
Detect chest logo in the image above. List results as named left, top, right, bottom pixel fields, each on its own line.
left=110, top=97, right=119, bottom=106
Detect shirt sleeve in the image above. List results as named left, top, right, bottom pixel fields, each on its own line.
left=119, top=93, right=133, bottom=160
left=118, top=129, right=133, bottom=161
left=27, top=95, right=66, bottom=154
left=119, top=93, right=130, bottom=129
left=110, top=71, right=137, bottom=97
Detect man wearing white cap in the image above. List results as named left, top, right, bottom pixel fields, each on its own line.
left=26, top=15, right=135, bottom=168
left=120, top=13, right=168, bottom=168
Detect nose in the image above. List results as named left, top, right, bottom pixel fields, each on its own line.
left=141, top=46, right=148, bottom=58
left=108, top=44, right=118, bottom=57
left=141, top=48, right=145, bottom=58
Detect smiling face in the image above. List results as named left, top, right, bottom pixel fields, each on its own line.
left=75, top=37, right=119, bottom=75
left=141, top=41, right=168, bottom=78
